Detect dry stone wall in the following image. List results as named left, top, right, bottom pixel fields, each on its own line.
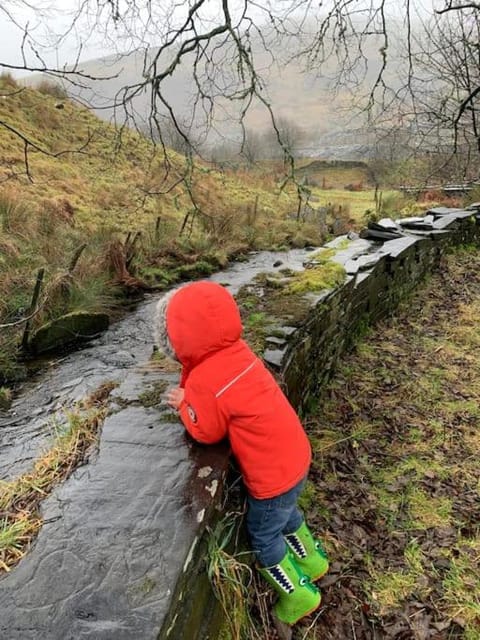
left=163, top=205, right=480, bottom=639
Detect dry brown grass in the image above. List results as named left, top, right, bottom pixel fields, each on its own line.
left=0, top=381, right=117, bottom=574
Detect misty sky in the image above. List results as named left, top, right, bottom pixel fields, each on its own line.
left=1, top=0, right=433, bottom=77
left=0, top=1, right=114, bottom=75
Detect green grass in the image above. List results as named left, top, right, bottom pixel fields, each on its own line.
left=295, top=248, right=480, bottom=638
left=0, top=386, right=12, bottom=409
left=207, top=512, right=262, bottom=640
left=310, top=187, right=402, bottom=222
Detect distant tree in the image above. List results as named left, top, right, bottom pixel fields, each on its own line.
left=414, top=8, right=480, bottom=172
left=263, top=117, right=305, bottom=163
left=241, top=128, right=264, bottom=165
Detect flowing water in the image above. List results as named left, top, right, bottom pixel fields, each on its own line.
left=0, top=248, right=311, bottom=481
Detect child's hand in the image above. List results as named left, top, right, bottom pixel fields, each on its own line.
left=166, top=387, right=185, bottom=410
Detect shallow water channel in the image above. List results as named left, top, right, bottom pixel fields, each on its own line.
left=0, top=248, right=310, bottom=481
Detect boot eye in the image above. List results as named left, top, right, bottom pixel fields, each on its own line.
left=299, top=577, right=307, bottom=586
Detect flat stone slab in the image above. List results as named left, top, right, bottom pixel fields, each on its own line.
left=433, top=213, right=472, bottom=229
left=380, top=236, right=421, bottom=259
left=0, top=395, right=228, bottom=640
left=427, top=206, right=468, bottom=216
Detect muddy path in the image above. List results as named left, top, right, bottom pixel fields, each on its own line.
left=290, top=249, right=480, bottom=640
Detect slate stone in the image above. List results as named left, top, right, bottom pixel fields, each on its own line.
left=432, top=214, right=464, bottom=229
left=344, top=259, right=361, bottom=275
left=381, top=236, right=420, bottom=259
left=329, top=239, right=375, bottom=268
left=399, top=214, right=436, bottom=230
left=427, top=206, right=467, bottom=216
left=0, top=403, right=229, bottom=640
left=359, top=228, right=402, bottom=241
left=263, top=348, right=285, bottom=369
left=29, top=312, right=110, bottom=355
left=368, top=220, right=404, bottom=237
left=265, top=336, right=287, bottom=347
left=276, top=326, right=297, bottom=337
left=376, top=217, right=401, bottom=231
left=397, top=216, right=426, bottom=226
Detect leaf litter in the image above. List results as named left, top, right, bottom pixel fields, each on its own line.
left=253, top=249, right=480, bottom=640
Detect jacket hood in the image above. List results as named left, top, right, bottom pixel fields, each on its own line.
left=157, top=281, right=242, bottom=370
left=153, top=287, right=178, bottom=360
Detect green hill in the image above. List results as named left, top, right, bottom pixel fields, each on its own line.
left=0, top=74, right=326, bottom=381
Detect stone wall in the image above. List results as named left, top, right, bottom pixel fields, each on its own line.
left=161, top=205, right=480, bottom=639
left=255, top=208, right=478, bottom=416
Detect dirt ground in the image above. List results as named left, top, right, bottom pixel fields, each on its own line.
left=271, top=248, right=480, bottom=640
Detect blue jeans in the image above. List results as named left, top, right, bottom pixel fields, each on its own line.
left=246, top=476, right=306, bottom=567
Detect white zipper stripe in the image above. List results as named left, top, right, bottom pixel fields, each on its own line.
left=215, top=360, right=257, bottom=398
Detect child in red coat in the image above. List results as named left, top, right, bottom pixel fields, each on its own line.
left=154, top=281, right=328, bottom=626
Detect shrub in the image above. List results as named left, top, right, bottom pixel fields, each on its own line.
left=35, top=79, right=69, bottom=100
left=0, top=72, right=18, bottom=89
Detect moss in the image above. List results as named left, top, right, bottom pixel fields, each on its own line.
left=174, top=261, right=217, bottom=279
left=162, top=412, right=181, bottom=423
left=335, top=238, right=352, bottom=250
left=308, top=247, right=337, bottom=263
left=371, top=569, right=420, bottom=613
left=408, top=489, right=452, bottom=529
left=243, top=311, right=272, bottom=355
left=298, top=480, right=317, bottom=511
left=442, top=538, right=480, bottom=632
left=0, top=386, right=12, bottom=410
left=139, top=265, right=178, bottom=287
left=286, top=262, right=345, bottom=294
left=138, top=380, right=169, bottom=407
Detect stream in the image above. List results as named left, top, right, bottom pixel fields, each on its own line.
left=0, top=248, right=311, bottom=482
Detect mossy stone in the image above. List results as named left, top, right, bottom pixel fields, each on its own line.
left=29, top=311, right=110, bottom=354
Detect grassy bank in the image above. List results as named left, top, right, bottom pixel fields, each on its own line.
left=296, top=247, right=480, bottom=639
left=0, top=75, right=323, bottom=381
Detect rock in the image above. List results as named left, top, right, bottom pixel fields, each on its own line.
left=273, top=260, right=283, bottom=268
left=263, top=348, right=285, bottom=369
left=29, top=312, right=110, bottom=355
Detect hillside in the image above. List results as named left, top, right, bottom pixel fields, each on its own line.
left=0, top=74, right=331, bottom=381
left=62, top=25, right=394, bottom=158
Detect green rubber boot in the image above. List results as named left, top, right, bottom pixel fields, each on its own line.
left=285, top=522, right=329, bottom=581
left=259, top=550, right=321, bottom=625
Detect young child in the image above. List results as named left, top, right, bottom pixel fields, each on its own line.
left=154, top=280, right=329, bottom=626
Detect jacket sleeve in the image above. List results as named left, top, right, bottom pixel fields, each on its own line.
left=178, top=380, right=228, bottom=444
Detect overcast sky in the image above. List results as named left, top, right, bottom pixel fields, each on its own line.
left=1, top=0, right=433, bottom=77
left=0, top=1, right=115, bottom=75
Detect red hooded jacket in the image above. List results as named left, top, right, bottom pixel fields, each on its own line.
left=163, top=281, right=311, bottom=499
